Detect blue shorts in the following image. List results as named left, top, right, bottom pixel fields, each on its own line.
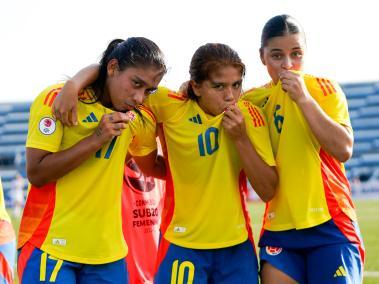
left=260, top=243, right=362, bottom=284
left=259, top=219, right=364, bottom=284
left=155, top=239, right=258, bottom=284
left=18, top=243, right=128, bottom=284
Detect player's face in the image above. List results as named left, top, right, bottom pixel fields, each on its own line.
left=192, top=65, right=243, bottom=116
left=260, top=33, right=306, bottom=84
left=106, top=64, right=163, bottom=112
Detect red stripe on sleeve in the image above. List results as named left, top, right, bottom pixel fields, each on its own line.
left=167, top=93, right=186, bottom=101
left=244, top=102, right=258, bottom=127
left=43, top=88, right=62, bottom=106
left=138, top=105, right=156, bottom=123
left=43, top=93, right=52, bottom=106
left=316, top=78, right=328, bottom=96
left=321, top=78, right=333, bottom=95
left=326, top=79, right=337, bottom=93
left=251, top=106, right=265, bottom=127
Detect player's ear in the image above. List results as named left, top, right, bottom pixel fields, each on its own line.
left=107, top=59, right=119, bottom=76
left=259, top=48, right=266, bottom=65
left=190, top=80, right=201, bottom=98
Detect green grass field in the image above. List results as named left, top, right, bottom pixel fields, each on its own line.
left=11, top=198, right=379, bottom=283
left=248, top=198, right=379, bottom=284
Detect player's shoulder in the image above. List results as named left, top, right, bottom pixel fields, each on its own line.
left=135, top=105, right=156, bottom=123
left=238, top=100, right=266, bottom=127
left=33, top=83, right=65, bottom=108
left=244, top=82, right=272, bottom=94
left=152, top=86, right=188, bottom=103
left=238, top=99, right=264, bottom=112
left=303, top=74, right=342, bottom=98
left=242, top=83, right=272, bottom=107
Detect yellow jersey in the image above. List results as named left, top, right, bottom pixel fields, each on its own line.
left=243, top=74, right=356, bottom=231
left=145, top=87, right=275, bottom=249
left=18, top=83, right=157, bottom=264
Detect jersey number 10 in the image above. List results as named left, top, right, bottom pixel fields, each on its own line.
left=197, top=127, right=219, bottom=156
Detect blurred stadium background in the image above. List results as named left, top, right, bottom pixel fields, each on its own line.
left=1, top=82, right=379, bottom=283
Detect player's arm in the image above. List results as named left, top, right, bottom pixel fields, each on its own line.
left=222, top=105, right=277, bottom=202
left=27, top=112, right=129, bottom=187
left=53, top=64, right=100, bottom=126
left=133, top=151, right=166, bottom=180
left=280, top=70, right=353, bottom=162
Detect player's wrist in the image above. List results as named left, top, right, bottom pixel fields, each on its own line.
left=63, top=79, right=81, bottom=97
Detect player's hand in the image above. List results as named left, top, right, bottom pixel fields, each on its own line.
left=222, top=104, right=247, bottom=141
left=52, top=80, right=79, bottom=127
left=178, top=81, right=189, bottom=96
left=92, top=112, right=130, bottom=145
left=279, top=70, right=311, bottom=104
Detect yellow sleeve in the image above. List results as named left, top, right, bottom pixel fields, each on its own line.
left=242, top=85, right=272, bottom=107
left=238, top=100, right=276, bottom=166
left=26, top=84, right=64, bottom=152
left=143, top=86, right=188, bottom=123
left=127, top=106, right=157, bottom=157
left=305, top=75, right=351, bottom=128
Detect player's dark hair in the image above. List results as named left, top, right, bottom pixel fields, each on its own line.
left=260, top=14, right=305, bottom=48
left=91, top=37, right=166, bottom=104
left=187, top=43, right=245, bottom=101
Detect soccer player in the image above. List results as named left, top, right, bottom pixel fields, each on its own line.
left=52, top=43, right=278, bottom=283
left=0, top=178, right=16, bottom=284
left=17, top=37, right=167, bottom=284
left=243, top=15, right=364, bottom=284
left=53, top=67, right=167, bottom=284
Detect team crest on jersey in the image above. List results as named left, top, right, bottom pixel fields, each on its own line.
left=39, top=117, right=56, bottom=135
left=266, top=246, right=282, bottom=256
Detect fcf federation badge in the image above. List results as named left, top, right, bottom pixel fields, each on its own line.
left=39, top=117, right=56, bottom=135
left=266, top=246, right=282, bottom=256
